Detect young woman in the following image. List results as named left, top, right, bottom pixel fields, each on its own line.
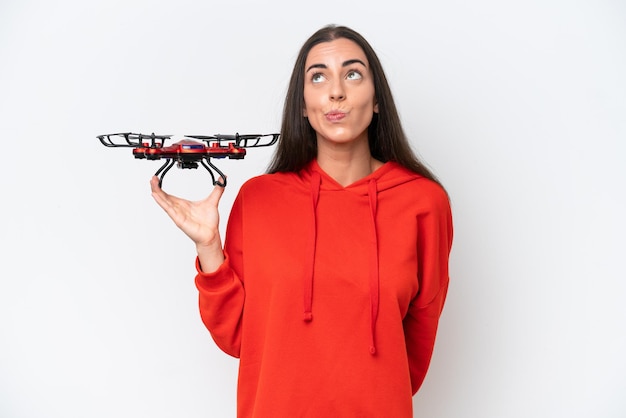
left=151, top=24, right=453, bottom=418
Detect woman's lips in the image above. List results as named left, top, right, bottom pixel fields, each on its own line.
left=325, top=111, right=346, bottom=122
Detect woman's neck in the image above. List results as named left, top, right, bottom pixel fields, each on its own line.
left=316, top=140, right=383, bottom=187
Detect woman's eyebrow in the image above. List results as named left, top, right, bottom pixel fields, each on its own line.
left=342, top=59, right=366, bottom=68
left=305, top=59, right=367, bottom=73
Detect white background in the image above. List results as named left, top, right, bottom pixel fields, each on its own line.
left=1, top=0, right=624, bottom=417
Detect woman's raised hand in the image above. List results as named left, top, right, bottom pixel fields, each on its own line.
left=150, top=176, right=226, bottom=271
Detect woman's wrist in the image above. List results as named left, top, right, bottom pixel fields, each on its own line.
left=195, top=241, right=225, bottom=273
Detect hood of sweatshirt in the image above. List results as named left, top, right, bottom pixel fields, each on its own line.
left=298, top=159, right=421, bottom=355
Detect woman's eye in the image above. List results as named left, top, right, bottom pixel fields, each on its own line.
left=346, top=70, right=362, bottom=80
left=311, top=73, right=326, bottom=83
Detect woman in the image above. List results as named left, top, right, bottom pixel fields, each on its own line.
left=151, top=24, right=453, bottom=418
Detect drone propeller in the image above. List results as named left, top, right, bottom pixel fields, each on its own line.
left=185, top=133, right=279, bottom=147
left=97, top=132, right=173, bottom=148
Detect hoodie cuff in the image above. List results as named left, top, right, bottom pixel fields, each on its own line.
left=195, top=254, right=234, bottom=291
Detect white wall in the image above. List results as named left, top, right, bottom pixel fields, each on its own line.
left=1, top=0, right=624, bottom=417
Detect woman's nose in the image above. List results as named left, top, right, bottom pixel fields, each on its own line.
left=329, top=80, right=345, bottom=101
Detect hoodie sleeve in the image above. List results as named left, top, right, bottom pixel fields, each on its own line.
left=404, top=185, right=453, bottom=394
left=194, top=191, right=245, bottom=358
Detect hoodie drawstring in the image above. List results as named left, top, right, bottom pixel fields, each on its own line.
left=367, top=179, right=380, bottom=355
left=304, top=171, right=321, bottom=322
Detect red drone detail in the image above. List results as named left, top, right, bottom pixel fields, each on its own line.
left=98, top=132, right=279, bottom=187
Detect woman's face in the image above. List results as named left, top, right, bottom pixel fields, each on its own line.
left=303, top=38, right=378, bottom=149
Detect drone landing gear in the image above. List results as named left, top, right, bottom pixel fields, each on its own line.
left=154, top=158, right=227, bottom=188
left=201, top=160, right=227, bottom=188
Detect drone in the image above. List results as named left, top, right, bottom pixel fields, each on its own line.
left=97, top=132, right=279, bottom=187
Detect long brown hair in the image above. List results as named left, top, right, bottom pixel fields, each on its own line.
left=267, top=24, right=442, bottom=187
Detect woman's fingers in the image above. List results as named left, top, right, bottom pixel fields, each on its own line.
left=150, top=176, right=176, bottom=214
left=205, top=180, right=226, bottom=207
left=148, top=176, right=225, bottom=246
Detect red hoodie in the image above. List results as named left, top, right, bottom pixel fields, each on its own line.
left=195, top=160, right=453, bottom=418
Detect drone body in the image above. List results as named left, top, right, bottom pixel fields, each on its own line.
left=98, top=132, right=279, bottom=187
